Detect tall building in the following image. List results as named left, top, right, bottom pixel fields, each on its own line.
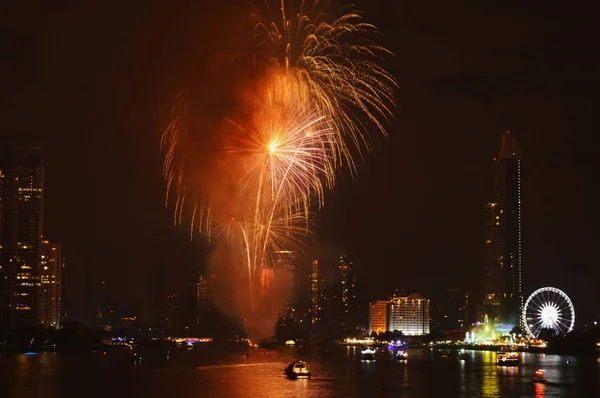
left=196, top=273, right=207, bottom=322
left=315, top=254, right=366, bottom=338
left=492, top=131, right=523, bottom=326
left=480, top=202, right=503, bottom=323
left=339, top=256, right=353, bottom=320
left=310, top=259, right=320, bottom=327
left=387, top=293, right=430, bottom=336
left=483, top=202, right=502, bottom=297
left=337, top=255, right=365, bottom=334
left=40, top=240, right=62, bottom=328
left=273, top=250, right=299, bottom=321
left=368, top=300, right=390, bottom=334
left=0, top=149, right=44, bottom=328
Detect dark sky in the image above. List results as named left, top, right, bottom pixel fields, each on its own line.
left=2, top=1, right=598, bottom=323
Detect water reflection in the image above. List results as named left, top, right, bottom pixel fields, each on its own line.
left=534, top=382, right=546, bottom=397
left=481, top=351, right=500, bottom=397
left=1, top=347, right=598, bottom=398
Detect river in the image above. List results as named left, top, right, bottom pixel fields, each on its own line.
left=1, top=344, right=598, bottom=397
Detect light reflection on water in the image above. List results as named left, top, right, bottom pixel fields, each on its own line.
left=480, top=350, right=500, bottom=397
left=0, top=346, right=598, bottom=398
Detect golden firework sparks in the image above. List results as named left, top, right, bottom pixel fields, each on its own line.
left=161, top=0, right=396, bottom=310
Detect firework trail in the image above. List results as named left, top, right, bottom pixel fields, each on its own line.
left=161, top=0, right=396, bottom=324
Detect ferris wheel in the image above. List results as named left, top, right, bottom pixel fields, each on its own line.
left=522, top=287, right=575, bottom=338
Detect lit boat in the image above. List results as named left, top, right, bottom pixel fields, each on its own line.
left=438, top=349, right=454, bottom=359
left=458, top=349, right=470, bottom=361
left=497, top=351, right=519, bottom=366
left=285, top=340, right=296, bottom=347
left=396, top=350, right=408, bottom=360
left=284, top=361, right=311, bottom=379
left=361, top=347, right=376, bottom=361
left=532, top=369, right=546, bottom=383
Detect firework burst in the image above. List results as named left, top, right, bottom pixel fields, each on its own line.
left=161, top=0, right=396, bottom=314
left=251, top=0, right=397, bottom=170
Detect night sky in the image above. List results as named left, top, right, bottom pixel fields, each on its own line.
left=2, top=1, right=598, bottom=322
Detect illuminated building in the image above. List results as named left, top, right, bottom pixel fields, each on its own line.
left=273, top=250, right=298, bottom=320
left=0, top=149, right=44, bottom=328
left=40, top=240, right=62, bottom=328
left=368, top=300, right=390, bottom=334
left=387, top=293, right=430, bottom=336
left=483, top=202, right=502, bottom=298
left=316, top=254, right=366, bottom=338
left=196, top=273, right=211, bottom=323
left=479, top=201, right=503, bottom=324
left=338, top=255, right=356, bottom=328
left=493, top=131, right=523, bottom=326
left=310, top=259, right=320, bottom=327
left=337, top=255, right=365, bottom=334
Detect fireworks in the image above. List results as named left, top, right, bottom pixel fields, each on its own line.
left=251, top=1, right=397, bottom=169
left=161, top=0, right=396, bottom=313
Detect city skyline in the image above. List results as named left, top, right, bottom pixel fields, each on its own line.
left=1, top=0, right=598, bottom=325
left=0, top=136, right=595, bottom=332
left=0, top=149, right=64, bottom=330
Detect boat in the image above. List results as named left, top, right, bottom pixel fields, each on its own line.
left=438, top=349, right=454, bottom=359
left=496, top=351, right=519, bottom=366
left=361, top=347, right=376, bottom=361
left=396, top=350, right=408, bottom=360
left=284, top=361, right=311, bottom=379
left=458, top=349, right=470, bottom=361
left=532, top=369, right=546, bottom=383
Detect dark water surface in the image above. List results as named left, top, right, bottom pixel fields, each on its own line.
left=1, top=345, right=599, bottom=397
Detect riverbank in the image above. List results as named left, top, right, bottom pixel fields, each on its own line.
left=432, top=343, right=598, bottom=357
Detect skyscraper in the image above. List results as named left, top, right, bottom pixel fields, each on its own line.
left=482, top=132, right=523, bottom=327
left=40, top=240, right=62, bottom=328
left=273, top=250, right=299, bottom=321
left=310, top=259, right=320, bottom=327
left=315, top=254, right=366, bottom=338
left=0, top=149, right=44, bottom=328
left=480, top=202, right=503, bottom=323
left=337, top=255, right=364, bottom=334
left=483, top=202, right=502, bottom=298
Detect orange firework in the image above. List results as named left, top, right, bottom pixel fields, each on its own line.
left=161, top=0, right=396, bottom=312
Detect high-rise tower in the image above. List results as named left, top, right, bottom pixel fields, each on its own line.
left=493, top=132, right=523, bottom=326
left=0, top=149, right=44, bottom=328
left=310, top=259, right=320, bottom=327
left=483, top=202, right=502, bottom=297
left=40, top=240, right=62, bottom=328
